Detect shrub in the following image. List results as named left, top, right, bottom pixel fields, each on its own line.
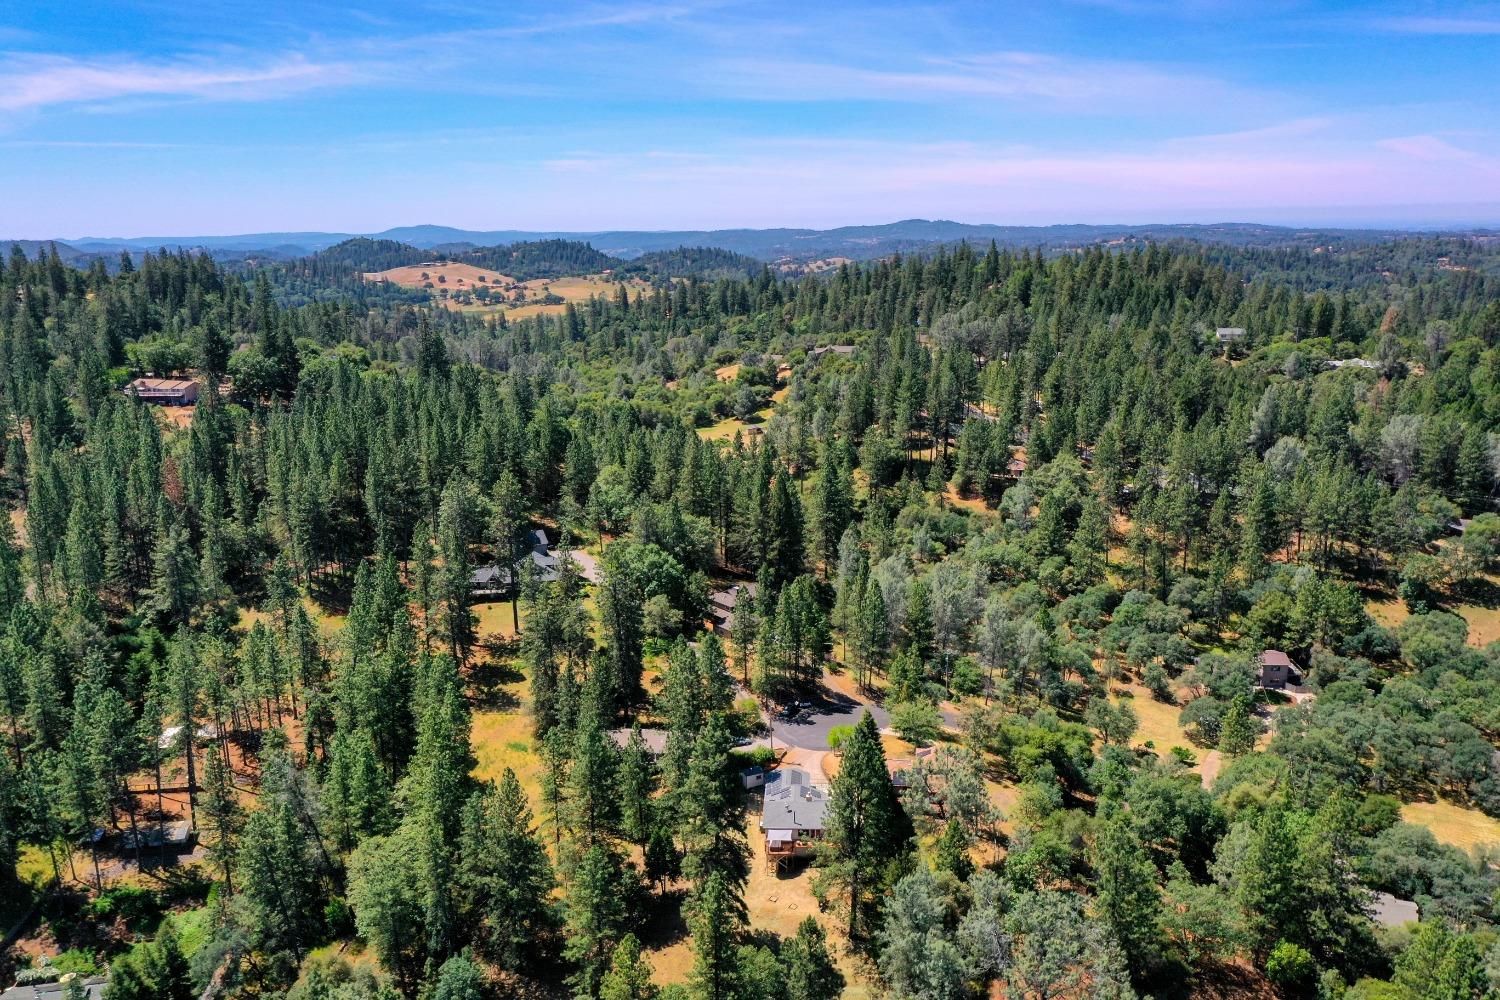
left=15, top=966, right=61, bottom=986
left=890, top=700, right=943, bottom=746
left=48, top=949, right=101, bottom=977
left=730, top=746, right=776, bottom=768
left=827, top=725, right=855, bottom=750
left=949, top=658, right=984, bottom=697
left=1265, top=940, right=1316, bottom=991
left=86, top=885, right=162, bottom=931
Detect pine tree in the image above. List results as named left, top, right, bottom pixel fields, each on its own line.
left=199, top=745, right=244, bottom=893
left=689, top=870, right=742, bottom=1000
left=1091, top=811, right=1162, bottom=977
left=820, top=710, right=909, bottom=938
left=564, top=844, right=639, bottom=998
left=1218, top=693, right=1256, bottom=758
left=764, top=471, right=805, bottom=589
left=459, top=767, right=556, bottom=972
left=783, top=917, right=845, bottom=1000
left=618, top=727, right=657, bottom=848
left=934, top=816, right=973, bottom=881
left=599, top=934, right=660, bottom=1000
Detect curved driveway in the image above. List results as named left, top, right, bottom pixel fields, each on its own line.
left=768, top=688, right=891, bottom=750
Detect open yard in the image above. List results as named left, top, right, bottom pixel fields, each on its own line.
left=1365, top=572, right=1500, bottom=648
left=1401, top=798, right=1500, bottom=853
left=363, top=260, right=512, bottom=290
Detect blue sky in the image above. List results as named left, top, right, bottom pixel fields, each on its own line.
left=2, top=0, right=1499, bottom=236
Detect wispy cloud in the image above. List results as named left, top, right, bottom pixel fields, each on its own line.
left=1374, top=16, right=1500, bottom=35
left=520, top=131, right=1500, bottom=226
left=0, top=52, right=354, bottom=113
left=1378, top=134, right=1482, bottom=162
left=711, top=50, right=1264, bottom=113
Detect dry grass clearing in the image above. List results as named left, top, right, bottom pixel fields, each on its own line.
left=1365, top=587, right=1500, bottom=648
left=236, top=595, right=346, bottom=640
left=365, top=263, right=651, bottom=319
left=697, top=416, right=766, bottom=442
left=364, top=261, right=513, bottom=289
left=495, top=274, right=654, bottom=320
left=1450, top=600, right=1500, bottom=647
left=473, top=600, right=523, bottom=642
left=942, top=483, right=990, bottom=514
left=1113, top=684, right=1195, bottom=757
left=714, top=363, right=741, bottom=382
left=470, top=709, right=544, bottom=803
left=1401, top=799, right=1500, bottom=853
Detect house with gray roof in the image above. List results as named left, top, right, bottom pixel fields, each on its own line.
left=2, top=976, right=108, bottom=1000
left=760, top=767, right=828, bottom=868
left=470, top=527, right=568, bottom=596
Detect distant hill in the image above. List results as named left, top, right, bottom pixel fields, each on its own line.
left=620, top=246, right=763, bottom=281
left=460, top=239, right=618, bottom=281
left=307, top=238, right=430, bottom=273
left=16, top=219, right=1500, bottom=267
left=4, top=240, right=97, bottom=265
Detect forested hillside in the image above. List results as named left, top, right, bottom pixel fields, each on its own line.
left=3, top=236, right=1500, bottom=1000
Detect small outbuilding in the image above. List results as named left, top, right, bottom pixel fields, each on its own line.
left=1257, top=649, right=1301, bottom=690
left=609, top=728, right=669, bottom=758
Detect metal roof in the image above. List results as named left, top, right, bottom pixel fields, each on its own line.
left=760, top=767, right=828, bottom=832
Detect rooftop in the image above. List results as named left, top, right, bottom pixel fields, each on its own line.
left=609, top=728, right=669, bottom=755
left=760, top=767, right=829, bottom=832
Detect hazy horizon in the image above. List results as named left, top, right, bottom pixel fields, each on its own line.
left=3, top=1, right=1498, bottom=236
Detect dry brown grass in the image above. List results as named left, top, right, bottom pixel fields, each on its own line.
left=714, top=363, right=741, bottom=382
left=1401, top=798, right=1500, bottom=852
left=364, top=261, right=513, bottom=289
left=470, top=710, right=544, bottom=803
left=1365, top=580, right=1500, bottom=648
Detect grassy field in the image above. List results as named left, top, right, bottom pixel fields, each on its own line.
left=364, top=260, right=512, bottom=289
left=237, top=595, right=347, bottom=640
left=1401, top=798, right=1500, bottom=852
left=470, top=709, right=544, bottom=802
left=364, top=263, right=651, bottom=319
left=1365, top=574, right=1500, bottom=648
left=1112, top=684, right=1196, bottom=757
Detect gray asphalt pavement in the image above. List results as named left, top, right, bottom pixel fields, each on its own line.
left=768, top=687, right=891, bottom=750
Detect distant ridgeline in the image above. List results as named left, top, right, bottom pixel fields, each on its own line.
left=297, top=236, right=764, bottom=287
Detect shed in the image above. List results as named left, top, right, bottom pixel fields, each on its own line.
left=1215, top=327, right=1246, bottom=343
left=609, top=728, right=669, bottom=757
left=741, top=766, right=766, bottom=789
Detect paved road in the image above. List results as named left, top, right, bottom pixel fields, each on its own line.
left=768, top=686, right=891, bottom=750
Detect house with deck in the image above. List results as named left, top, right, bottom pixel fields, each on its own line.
left=469, top=527, right=570, bottom=596
left=124, top=377, right=199, bottom=405
left=760, top=768, right=827, bottom=868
